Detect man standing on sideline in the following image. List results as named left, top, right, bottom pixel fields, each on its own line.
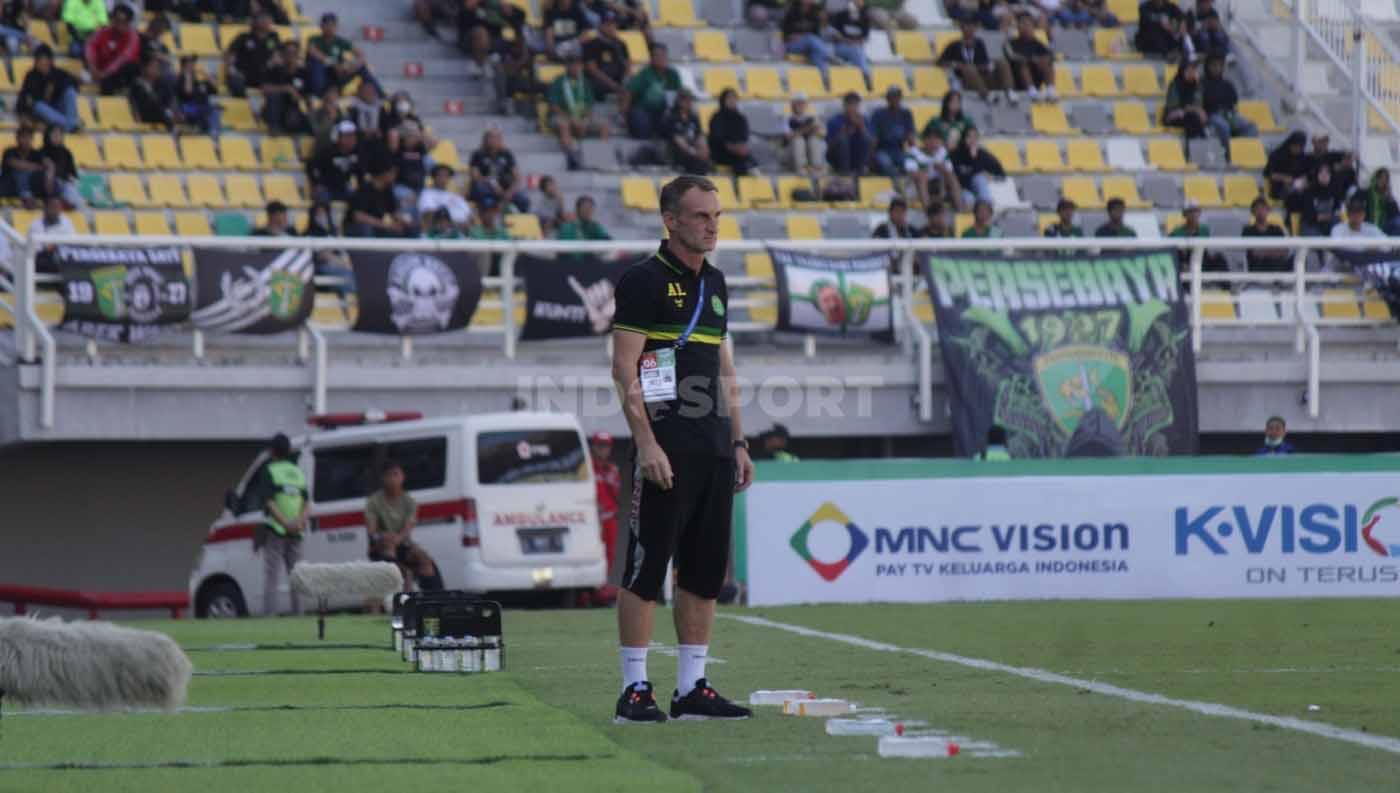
left=590, top=432, right=622, bottom=605
left=609, top=175, right=755, bottom=724
left=253, top=433, right=307, bottom=616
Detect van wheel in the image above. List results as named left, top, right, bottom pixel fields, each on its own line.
left=197, top=580, right=248, bottom=619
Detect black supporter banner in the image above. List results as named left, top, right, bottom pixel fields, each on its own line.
left=768, top=247, right=894, bottom=342
left=350, top=250, right=484, bottom=335
left=191, top=248, right=315, bottom=334
left=1336, top=249, right=1400, bottom=321
left=518, top=253, right=631, bottom=341
left=58, top=245, right=191, bottom=343
left=923, top=250, right=1200, bottom=458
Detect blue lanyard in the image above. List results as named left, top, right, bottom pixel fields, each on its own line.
left=674, top=280, right=706, bottom=350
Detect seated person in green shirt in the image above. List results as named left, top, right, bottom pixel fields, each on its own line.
left=548, top=53, right=609, bottom=170
left=1044, top=198, right=1084, bottom=237
left=367, top=460, right=442, bottom=592
left=467, top=193, right=513, bottom=239
left=961, top=199, right=1002, bottom=238
left=1094, top=197, right=1137, bottom=238
left=620, top=42, right=681, bottom=139
left=423, top=207, right=465, bottom=239
left=306, top=12, right=381, bottom=98
left=557, top=195, right=612, bottom=241
left=1168, top=201, right=1228, bottom=272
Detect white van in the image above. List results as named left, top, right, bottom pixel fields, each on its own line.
left=189, top=411, right=607, bottom=617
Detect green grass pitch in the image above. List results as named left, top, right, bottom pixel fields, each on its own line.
left=2, top=599, right=1398, bottom=792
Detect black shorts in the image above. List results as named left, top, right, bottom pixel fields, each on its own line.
left=621, top=452, right=735, bottom=602
left=369, top=537, right=414, bottom=566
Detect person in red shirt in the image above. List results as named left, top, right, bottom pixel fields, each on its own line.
left=590, top=431, right=621, bottom=605
left=84, top=4, right=140, bottom=96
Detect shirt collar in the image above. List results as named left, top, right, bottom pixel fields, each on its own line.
left=657, top=242, right=709, bottom=278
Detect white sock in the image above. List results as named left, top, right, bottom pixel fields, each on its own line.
left=620, top=646, right=649, bottom=692
left=676, top=644, right=708, bottom=695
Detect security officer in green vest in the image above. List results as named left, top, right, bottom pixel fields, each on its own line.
left=253, top=433, right=309, bottom=616
left=979, top=424, right=1011, bottom=461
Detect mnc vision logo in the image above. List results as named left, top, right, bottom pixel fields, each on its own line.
left=790, top=502, right=869, bottom=582
left=1175, top=498, right=1400, bottom=556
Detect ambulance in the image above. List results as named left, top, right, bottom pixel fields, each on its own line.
left=189, top=411, right=607, bottom=617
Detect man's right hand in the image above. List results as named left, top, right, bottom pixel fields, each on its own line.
left=638, top=440, right=674, bottom=490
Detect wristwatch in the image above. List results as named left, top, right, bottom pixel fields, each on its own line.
left=733, top=439, right=749, bottom=451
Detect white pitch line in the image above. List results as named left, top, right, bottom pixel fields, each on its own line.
left=727, top=615, right=1400, bottom=756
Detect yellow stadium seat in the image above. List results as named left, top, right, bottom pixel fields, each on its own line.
left=179, top=136, right=221, bottom=169
left=1037, top=213, right=1057, bottom=234
left=260, top=137, right=300, bottom=170
left=1079, top=65, right=1121, bottom=97
left=1031, top=104, right=1076, bottom=135
left=737, top=175, right=777, bottom=208
left=93, top=210, right=131, bottom=235
left=1061, top=176, right=1104, bottom=209
left=870, top=67, right=909, bottom=99
left=704, top=68, right=741, bottom=99
left=1066, top=140, right=1106, bottom=172
left=263, top=174, right=307, bottom=208
left=0, top=59, right=24, bottom=92
left=1230, top=137, right=1268, bottom=170
left=1122, top=65, right=1161, bottom=97
left=174, top=211, right=213, bottom=236
left=1319, top=289, right=1362, bottom=320
left=219, top=137, right=259, bottom=170
left=134, top=211, right=173, bottom=236
left=1362, top=291, right=1392, bottom=320
left=1147, top=139, right=1191, bottom=171
left=26, top=20, right=55, bottom=48
left=954, top=213, right=973, bottom=236
left=180, top=24, right=221, bottom=57
left=696, top=100, right=718, bottom=131
left=1184, top=175, right=1225, bottom=209
left=894, top=31, right=934, bottom=63
left=1198, top=288, right=1237, bottom=320
left=504, top=213, right=542, bottom=240
left=911, top=290, right=935, bottom=324
left=141, top=136, right=182, bottom=170
left=1026, top=140, right=1067, bottom=173
left=1114, top=102, right=1156, bottom=134
left=983, top=140, right=1025, bottom=174
left=1094, top=28, right=1131, bottom=59
left=859, top=176, right=895, bottom=208
left=933, top=31, right=959, bottom=55
left=622, top=177, right=657, bottom=211
left=717, top=215, right=742, bottom=240
left=745, top=252, right=774, bottom=279
left=786, top=216, right=822, bottom=240
left=828, top=67, right=867, bottom=99
left=429, top=139, right=461, bottom=169
left=68, top=136, right=104, bottom=170
left=787, top=66, right=829, bottom=100
left=1223, top=174, right=1262, bottom=208
left=102, top=135, right=145, bottom=170
left=743, top=67, right=784, bottom=101
left=1101, top=176, right=1148, bottom=208
left=911, top=104, right=936, bottom=134
left=911, top=67, right=948, bottom=99
left=693, top=30, right=739, bottom=62
left=618, top=30, right=651, bottom=63
left=1108, top=0, right=1140, bottom=23
left=658, top=0, right=702, bottom=27
left=186, top=174, right=227, bottom=208
left=1054, top=64, right=1081, bottom=97
left=109, top=173, right=153, bottom=207
left=222, top=99, right=259, bottom=132
left=536, top=63, right=564, bottom=85
left=712, top=177, right=740, bottom=212
left=776, top=175, right=817, bottom=208
left=1237, top=100, right=1281, bottom=133
left=224, top=174, right=265, bottom=209
left=96, top=97, right=143, bottom=131
left=76, top=95, right=98, bottom=129
left=147, top=174, right=189, bottom=207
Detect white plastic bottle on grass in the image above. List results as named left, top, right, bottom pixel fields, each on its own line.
left=826, top=718, right=900, bottom=736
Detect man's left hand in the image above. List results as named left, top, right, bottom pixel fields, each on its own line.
left=734, top=447, right=754, bottom=493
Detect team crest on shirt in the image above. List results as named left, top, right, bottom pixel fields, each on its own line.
left=711, top=295, right=724, bottom=316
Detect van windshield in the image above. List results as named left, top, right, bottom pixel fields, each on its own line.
left=478, top=430, right=588, bottom=485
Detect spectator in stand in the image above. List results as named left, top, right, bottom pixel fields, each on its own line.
left=85, top=3, right=140, bottom=95
left=260, top=41, right=309, bottom=133
left=424, top=206, right=464, bottom=239
left=418, top=164, right=472, bottom=232
left=1256, top=416, right=1294, bottom=455
left=394, top=120, right=431, bottom=207
left=746, top=0, right=782, bottom=28
left=1052, top=0, right=1118, bottom=28
left=662, top=89, right=709, bottom=175
left=1168, top=200, right=1227, bottom=272
left=533, top=174, right=568, bottom=234
left=224, top=11, right=280, bottom=97
left=2, top=126, right=44, bottom=208
left=414, top=0, right=459, bottom=38
left=1241, top=196, right=1290, bottom=272
left=1188, top=0, right=1250, bottom=92
left=921, top=89, right=976, bottom=149
left=61, top=0, right=106, bottom=57
left=544, top=0, right=592, bottom=60
left=962, top=198, right=1001, bottom=238
left=174, top=54, right=222, bottom=137
left=947, top=0, right=1001, bottom=31
left=785, top=93, right=827, bottom=176
left=708, top=89, right=758, bottom=176
left=548, top=52, right=609, bottom=171
left=1200, top=52, right=1256, bottom=154
left=826, top=91, right=873, bottom=175
left=829, top=0, right=873, bottom=81
left=345, top=165, right=416, bottom=238
left=1162, top=58, right=1207, bottom=141
left=306, top=13, right=380, bottom=97
left=348, top=81, right=386, bottom=142
left=621, top=43, right=680, bottom=140
left=1330, top=194, right=1384, bottom=241
left=781, top=0, right=835, bottom=77
left=1265, top=131, right=1309, bottom=206
left=1364, top=168, right=1400, bottom=235
left=866, top=0, right=916, bottom=33
left=1095, top=197, right=1137, bottom=237
left=1044, top=197, right=1084, bottom=237
left=30, top=194, right=73, bottom=273
left=129, top=56, right=177, bottom=130
left=592, top=0, right=648, bottom=30
left=18, top=46, right=81, bottom=132
left=872, top=196, right=925, bottom=238
left=1299, top=163, right=1341, bottom=237
left=140, top=15, right=175, bottom=84
left=493, top=33, right=539, bottom=114
left=309, top=84, right=346, bottom=149
left=252, top=200, right=293, bottom=236
left=938, top=21, right=1013, bottom=105
left=905, top=127, right=960, bottom=212
left=469, top=127, right=530, bottom=212
left=1135, top=0, right=1186, bottom=59
left=303, top=201, right=357, bottom=300
left=307, top=120, right=362, bottom=203
left=1003, top=12, right=1056, bottom=102
left=457, top=0, right=527, bottom=77
left=925, top=200, right=952, bottom=237
left=1307, top=133, right=1357, bottom=199
left=557, top=195, right=612, bottom=240
left=950, top=126, right=1003, bottom=206
left=870, top=86, right=915, bottom=179
left=583, top=11, right=629, bottom=100
left=39, top=124, right=79, bottom=207
left=468, top=193, right=512, bottom=239
left=0, top=1, right=38, bottom=56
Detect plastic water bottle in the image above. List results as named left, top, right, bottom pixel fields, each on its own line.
left=826, top=718, right=899, bottom=736
left=878, top=736, right=961, bottom=758
left=484, top=641, right=502, bottom=672
left=786, top=699, right=852, bottom=717
left=750, top=690, right=814, bottom=706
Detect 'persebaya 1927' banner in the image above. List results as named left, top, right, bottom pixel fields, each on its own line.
left=924, top=251, right=1199, bottom=457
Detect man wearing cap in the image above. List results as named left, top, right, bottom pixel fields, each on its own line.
left=306, top=120, right=362, bottom=203
left=17, top=45, right=81, bottom=132
left=83, top=3, right=139, bottom=95
left=583, top=12, right=630, bottom=99
left=306, top=12, right=380, bottom=97
left=548, top=53, right=610, bottom=170
left=418, top=164, right=472, bottom=231
left=1170, top=201, right=1227, bottom=273
left=1044, top=198, right=1083, bottom=238
left=1094, top=197, right=1137, bottom=238
left=662, top=90, right=709, bottom=175
left=224, top=10, right=281, bottom=98
left=249, top=433, right=307, bottom=616
left=590, top=431, right=622, bottom=603
left=468, top=193, right=512, bottom=240
left=621, top=43, right=681, bottom=140
left=826, top=91, right=873, bottom=175
left=870, top=86, right=915, bottom=178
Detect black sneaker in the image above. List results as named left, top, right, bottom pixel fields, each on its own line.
left=670, top=678, right=753, bottom=720
left=614, top=682, right=668, bottom=724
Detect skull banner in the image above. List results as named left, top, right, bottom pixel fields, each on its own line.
left=351, top=250, right=483, bottom=335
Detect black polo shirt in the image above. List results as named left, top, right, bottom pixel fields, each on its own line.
left=612, top=243, right=731, bottom=457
